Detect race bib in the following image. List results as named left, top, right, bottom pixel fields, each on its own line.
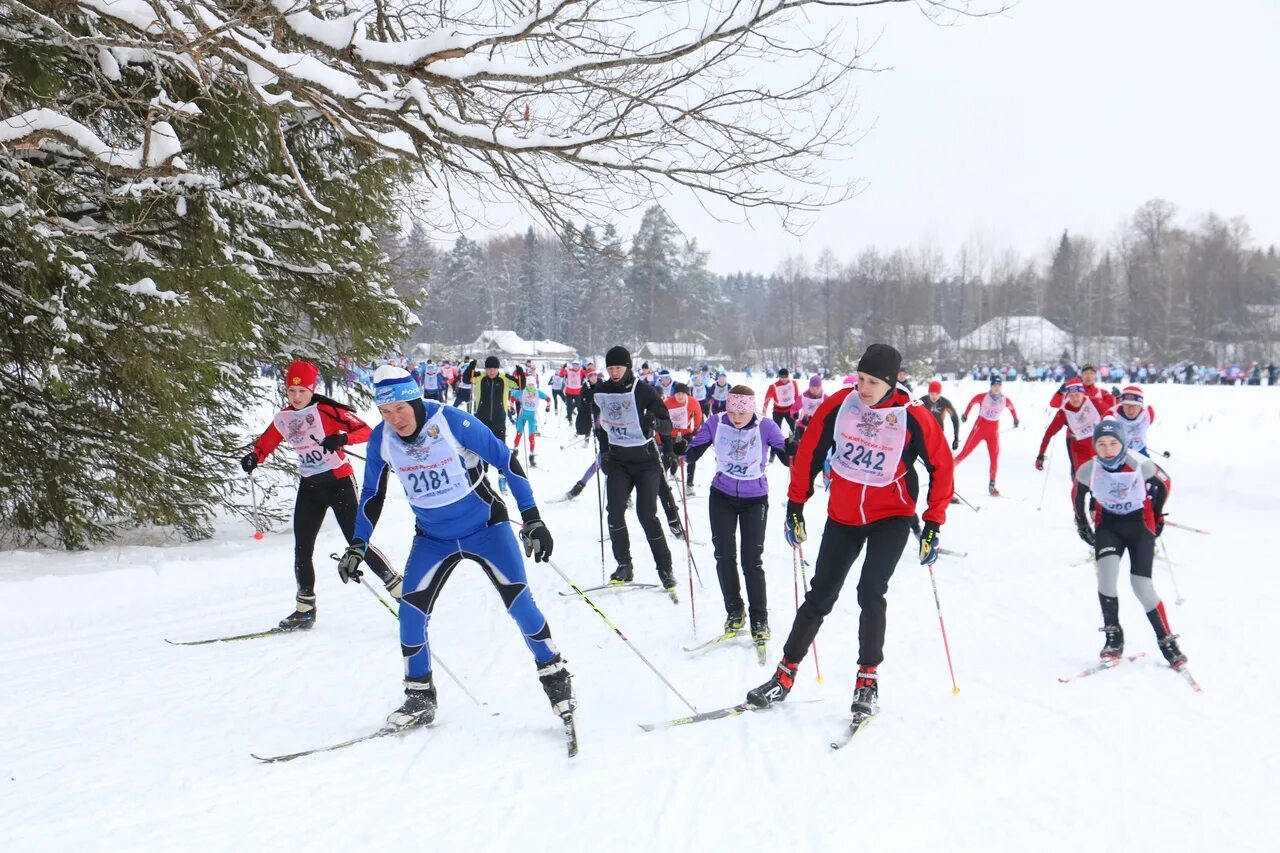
left=669, top=404, right=689, bottom=431
left=691, top=380, right=707, bottom=401
left=382, top=409, right=473, bottom=509
left=596, top=390, right=646, bottom=447
left=1064, top=403, right=1100, bottom=440
left=979, top=393, right=1005, bottom=421
left=712, top=384, right=730, bottom=402
left=774, top=382, right=795, bottom=408
left=521, top=388, right=539, bottom=409
left=800, top=393, right=824, bottom=419
left=1090, top=457, right=1146, bottom=515
left=829, top=395, right=908, bottom=487
left=1118, top=408, right=1150, bottom=450
left=713, top=417, right=764, bottom=480
left=566, top=369, right=583, bottom=391
left=423, top=373, right=440, bottom=392
left=273, top=405, right=343, bottom=477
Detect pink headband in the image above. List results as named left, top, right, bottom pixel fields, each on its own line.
left=727, top=393, right=755, bottom=414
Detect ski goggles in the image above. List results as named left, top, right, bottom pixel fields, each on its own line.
left=727, top=393, right=755, bottom=415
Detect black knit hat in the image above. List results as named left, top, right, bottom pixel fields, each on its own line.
left=777, top=367, right=789, bottom=378
left=606, top=346, right=632, bottom=368
left=484, top=355, right=500, bottom=369
left=673, top=382, right=689, bottom=395
left=856, top=343, right=902, bottom=388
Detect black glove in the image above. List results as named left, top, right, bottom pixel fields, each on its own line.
left=240, top=451, right=258, bottom=474
left=519, top=509, right=554, bottom=562
left=337, top=540, right=366, bottom=583
left=672, top=437, right=690, bottom=456
left=784, top=500, right=806, bottom=547
left=961, top=414, right=968, bottom=423
left=320, top=433, right=348, bottom=453
left=951, top=438, right=959, bottom=451
left=1013, top=419, right=1020, bottom=429
left=783, top=436, right=798, bottom=459
left=1035, top=454, right=1045, bottom=471
left=1154, top=514, right=1165, bottom=537
left=1075, top=518, right=1095, bottom=546
left=919, top=521, right=940, bottom=565
left=662, top=449, right=677, bottom=475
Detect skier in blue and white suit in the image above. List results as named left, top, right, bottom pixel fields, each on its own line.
left=338, top=365, right=575, bottom=730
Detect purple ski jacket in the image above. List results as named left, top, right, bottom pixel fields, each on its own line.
left=687, top=413, right=788, bottom=500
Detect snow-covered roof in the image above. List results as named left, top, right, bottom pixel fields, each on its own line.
left=467, top=330, right=576, bottom=359
left=957, top=316, right=1072, bottom=361
left=638, top=341, right=707, bottom=360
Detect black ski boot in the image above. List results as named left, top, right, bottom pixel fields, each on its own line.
left=608, top=562, right=634, bottom=586
left=656, top=565, right=677, bottom=591
left=1100, top=625, right=1124, bottom=660
left=1159, top=634, right=1188, bottom=669
left=750, top=617, right=770, bottom=643
left=529, top=453, right=538, bottom=468
left=851, top=666, right=879, bottom=716
left=667, top=517, right=685, bottom=539
left=566, top=481, right=585, bottom=500
left=387, top=678, right=437, bottom=728
left=746, top=659, right=798, bottom=708
left=537, top=655, right=576, bottom=718
left=278, top=594, right=316, bottom=631
left=724, top=609, right=745, bottom=634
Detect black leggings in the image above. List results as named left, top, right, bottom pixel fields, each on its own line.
left=605, top=456, right=672, bottom=572
left=552, top=389, right=566, bottom=412
left=708, top=489, right=769, bottom=621
left=782, top=515, right=911, bottom=667
left=772, top=411, right=797, bottom=435
left=293, top=474, right=395, bottom=596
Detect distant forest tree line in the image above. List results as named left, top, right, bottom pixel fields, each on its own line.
left=389, top=200, right=1280, bottom=368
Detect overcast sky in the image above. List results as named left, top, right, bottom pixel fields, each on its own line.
left=648, top=0, right=1280, bottom=274
left=427, top=0, right=1280, bottom=276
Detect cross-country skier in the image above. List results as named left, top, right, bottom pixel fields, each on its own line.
left=745, top=344, right=954, bottom=720
left=763, top=368, right=801, bottom=435
left=240, top=360, right=402, bottom=629
left=549, top=367, right=567, bottom=415
left=453, top=358, right=476, bottom=411
left=955, top=376, right=1020, bottom=496
left=1037, top=377, right=1107, bottom=489
left=656, top=368, right=675, bottom=398
left=1049, top=363, right=1115, bottom=413
left=919, top=380, right=961, bottom=450
left=421, top=362, right=446, bottom=402
left=667, top=382, right=705, bottom=493
left=339, top=365, right=572, bottom=730
left=509, top=373, right=552, bottom=468
left=474, top=356, right=521, bottom=491
left=1072, top=420, right=1184, bottom=667
left=690, top=370, right=711, bottom=418
left=1107, top=385, right=1156, bottom=457
left=576, top=346, right=679, bottom=593
left=796, top=375, right=827, bottom=442
left=685, top=385, right=789, bottom=644
left=562, top=360, right=586, bottom=424
left=710, top=371, right=731, bottom=415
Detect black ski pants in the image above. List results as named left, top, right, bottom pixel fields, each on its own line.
left=605, top=453, right=672, bottom=573
left=293, top=474, right=395, bottom=597
left=708, top=489, right=769, bottom=622
left=782, top=514, right=911, bottom=667
left=772, top=411, right=797, bottom=436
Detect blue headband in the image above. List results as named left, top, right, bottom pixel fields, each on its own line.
left=375, top=377, right=421, bottom=405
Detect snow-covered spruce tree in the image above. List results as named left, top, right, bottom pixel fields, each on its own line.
left=0, top=10, right=414, bottom=548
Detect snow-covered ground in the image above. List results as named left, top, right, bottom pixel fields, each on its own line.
left=2, top=378, right=1274, bottom=851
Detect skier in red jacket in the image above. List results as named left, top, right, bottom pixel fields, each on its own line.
left=1036, top=377, right=1108, bottom=513
left=241, top=360, right=401, bottom=629
left=745, top=344, right=954, bottom=722
left=955, top=376, right=1019, bottom=496
left=763, top=368, right=802, bottom=435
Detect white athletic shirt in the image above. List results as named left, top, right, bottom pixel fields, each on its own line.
left=1064, top=401, right=1101, bottom=440
left=829, top=394, right=908, bottom=487
left=381, top=408, right=473, bottom=509
left=596, top=387, right=647, bottom=447
left=1089, top=453, right=1147, bottom=515
left=273, top=404, right=343, bottom=477
left=713, top=416, right=764, bottom=480
left=979, top=393, right=1006, bottom=421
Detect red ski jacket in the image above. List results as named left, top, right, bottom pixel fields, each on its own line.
left=251, top=397, right=372, bottom=480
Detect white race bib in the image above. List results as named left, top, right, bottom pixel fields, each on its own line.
left=774, top=381, right=795, bottom=408
left=829, top=395, right=908, bottom=487
left=691, top=380, right=707, bottom=401
left=423, top=373, right=440, bottom=391
left=669, top=404, right=689, bottom=431
left=979, top=393, right=1005, bottom=421
left=712, top=383, right=730, bottom=402
left=566, top=369, right=583, bottom=391
left=521, top=388, right=539, bottom=409
left=713, top=417, right=764, bottom=480
left=800, top=393, right=824, bottom=419
left=596, top=389, right=647, bottom=447
left=273, top=405, right=343, bottom=477
left=1064, top=403, right=1100, bottom=440
left=1117, top=408, right=1150, bottom=450
left=382, top=409, right=473, bottom=509
left=1090, top=455, right=1146, bottom=515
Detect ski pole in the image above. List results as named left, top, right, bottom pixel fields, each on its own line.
left=1035, top=439, right=1056, bottom=512
left=1147, top=448, right=1173, bottom=459
left=247, top=471, right=264, bottom=540
left=795, top=546, right=823, bottom=684
left=547, top=558, right=699, bottom=714
left=676, top=459, right=704, bottom=587
left=675, top=460, right=698, bottom=637
left=1157, top=538, right=1185, bottom=606
left=348, top=560, right=487, bottom=708
left=594, top=438, right=606, bottom=585
left=1164, top=520, right=1211, bottom=535
left=560, top=435, right=588, bottom=450
left=926, top=563, right=961, bottom=695
left=952, top=490, right=981, bottom=513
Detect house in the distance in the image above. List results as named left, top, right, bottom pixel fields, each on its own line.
left=636, top=341, right=708, bottom=367
left=465, top=329, right=577, bottom=369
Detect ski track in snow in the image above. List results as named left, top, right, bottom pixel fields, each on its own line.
left=1, top=380, right=1275, bottom=851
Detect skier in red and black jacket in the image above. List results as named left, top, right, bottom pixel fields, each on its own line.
left=241, top=360, right=401, bottom=630
left=746, top=343, right=954, bottom=722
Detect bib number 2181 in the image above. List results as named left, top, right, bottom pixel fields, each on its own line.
left=408, top=469, right=451, bottom=494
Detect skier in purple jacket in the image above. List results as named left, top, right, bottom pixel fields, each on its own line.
left=686, top=384, right=790, bottom=644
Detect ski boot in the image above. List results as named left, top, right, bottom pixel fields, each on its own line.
left=566, top=481, right=586, bottom=500
left=278, top=594, right=316, bottom=631
left=750, top=618, right=771, bottom=643
left=950, top=496, right=961, bottom=505
left=746, top=659, right=799, bottom=707
left=608, top=562, right=634, bottom=586
left=1100, top=625, right=1124, bottom=661
left=537, top=655, right=576, bottom=718
left=851, top=666, right=879, bottom=716
left=1159, top=634, right=1187, bottom=669
left=529, top=453, right=538, bottom=468
left=724, top=609, right=746, bottom=634
left=988, top=480, right=1000, bottom=497
left=667, top=517, right=685, bottom=539
left=387, top=678, right=437, bottom=728
left=656, top=565, right=677, bottom=591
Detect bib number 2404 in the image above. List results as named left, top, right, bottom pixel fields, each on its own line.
left=841, top=442, right=886, bottom=473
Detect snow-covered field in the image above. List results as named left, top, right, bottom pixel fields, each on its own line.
left=2, top=378, right=1274, bottom=852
